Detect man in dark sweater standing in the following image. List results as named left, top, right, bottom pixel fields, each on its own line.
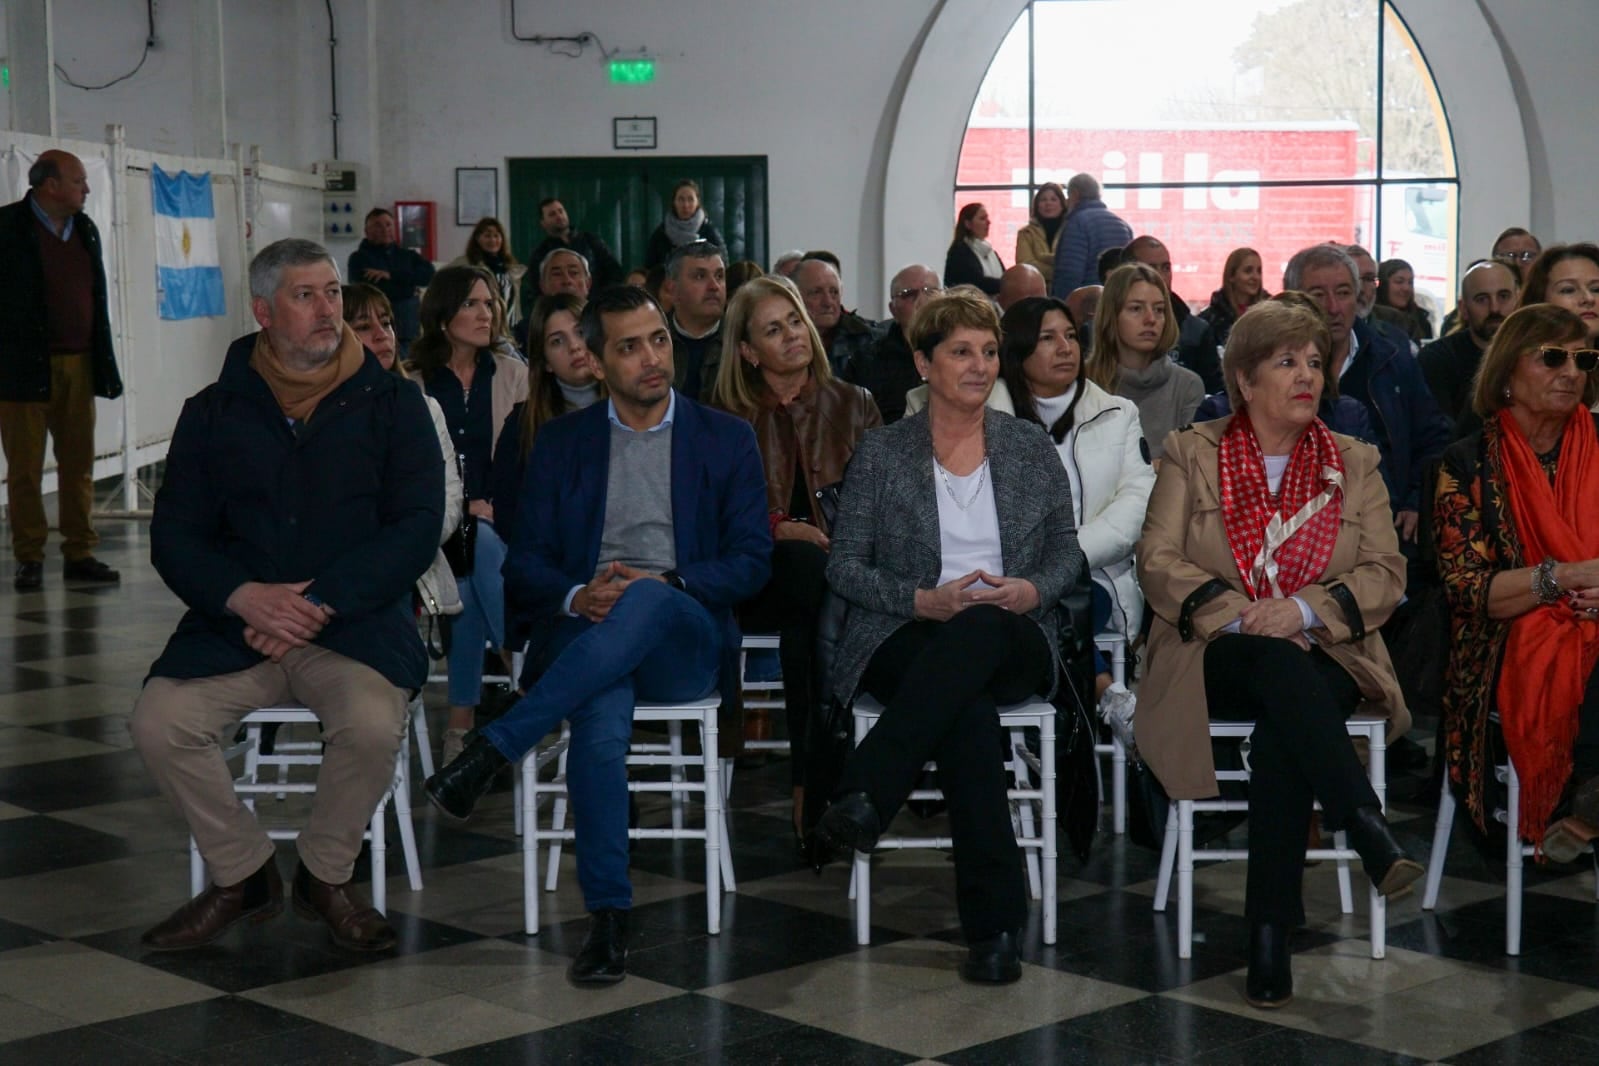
left=347, top=208, right=435, bottom=359
left=0, top=150, right=124, bottom=591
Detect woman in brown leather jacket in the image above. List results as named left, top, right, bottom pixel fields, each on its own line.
left=712, top=275, right=881, bottom=852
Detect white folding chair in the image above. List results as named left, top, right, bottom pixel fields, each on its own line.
left=187, top=706, right=422, bottom=914
left=519, top=696, right=729, bottom=936
left=1422, top=748, right=1599, bottom=955
left=739, top=632, right=791, bottom=755
left=1153, top=714, right=1390, bottom=959
left=845, top=695, right=1058, bottom=946
left=1093, top=633, right=1129, bottom=835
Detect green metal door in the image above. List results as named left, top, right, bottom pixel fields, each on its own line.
left=507, top=156, right=768, bottom=277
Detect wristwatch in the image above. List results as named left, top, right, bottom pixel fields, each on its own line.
left=661, top=570, right=687, bottom=593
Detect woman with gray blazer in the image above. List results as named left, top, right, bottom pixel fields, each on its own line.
left=812, top=290, right=1084, bottom=984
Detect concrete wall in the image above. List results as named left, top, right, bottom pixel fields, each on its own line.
left=11, top=0, right=1599, bottom=319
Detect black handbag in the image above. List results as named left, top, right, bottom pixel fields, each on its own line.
left=442, top=454, right=477, bottom=577
left=802, top=588, right=853, bottom=837
left=1051, top=563, right=1101, bottom=863
left=1125, top=737, right=1250, bottom=852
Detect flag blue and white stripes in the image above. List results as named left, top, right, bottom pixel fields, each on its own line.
left=152, top=165, right=225, bottom=320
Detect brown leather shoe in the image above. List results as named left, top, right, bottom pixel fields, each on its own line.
left=141, top=857, right=283, bottom=951
left=291, top=862, right=396, bottom=951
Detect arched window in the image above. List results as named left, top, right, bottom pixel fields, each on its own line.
left=958, top=0, right=1457, bottom=315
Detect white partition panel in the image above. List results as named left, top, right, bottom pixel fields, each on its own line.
left=0, top=127, right=320, bottom=514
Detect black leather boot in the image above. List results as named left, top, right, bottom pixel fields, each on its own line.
left=961, top=930, right=1023, bottom=984
left=1244, top=922, right=1293, bottom=1009
left=569, top=908, right=629, bottom=985
left=424, top=735, right=509, bottom=822
left=808, top=791, right=883, bottom=872
left=1342, top=805, right=1424, bottom=896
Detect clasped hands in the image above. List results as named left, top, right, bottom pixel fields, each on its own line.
left=227, top=580, right=335, bottom=663
left=1555, top=560, right=1599, bottom=620
left=914, top=570, right=1039, bottom=622
left=1238, top=597, right=1312, bottom=650
left=571, top=561, right=666, bottom=623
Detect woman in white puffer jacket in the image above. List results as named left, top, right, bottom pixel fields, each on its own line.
left=999, top=297, right=1155, bottom=719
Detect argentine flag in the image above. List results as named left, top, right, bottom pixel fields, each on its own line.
left=153, top=165, right=225, bottom=319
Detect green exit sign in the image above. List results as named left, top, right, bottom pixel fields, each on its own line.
left=609, top=59, right=655, bottom=84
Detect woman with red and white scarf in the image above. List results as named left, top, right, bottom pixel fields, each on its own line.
left=1135, top=299, right=1423, bottom=1011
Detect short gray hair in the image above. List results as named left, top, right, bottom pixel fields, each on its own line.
left=1282, top=244, right=1358, bottom=293
left=1066, top=172, right=1101, bottom=199
left=249, top=238, right=338, bottom=301
left=27, top=157, right=60, bottom=187
left=666, top=240, right=726, bottom=281
left=540, top=247, right=589, bottom=276
left=772, top=249, right=806, bottom=273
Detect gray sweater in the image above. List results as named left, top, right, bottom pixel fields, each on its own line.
left=825, top=409, right=1084, bottom=703
left=1116, top=356, right=1204, bottom=461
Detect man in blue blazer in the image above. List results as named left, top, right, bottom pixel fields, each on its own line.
left=425, top=284, right=770, bottom=985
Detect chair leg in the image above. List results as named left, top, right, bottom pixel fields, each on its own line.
left=1153, top=804, right=1178, bottom=912
left=1506, top=761, right=1523, bottom=956
left=392, top=739, right=423, bottom=893
left=702, top=715, right=723, bottom=936
left=854, top=848, right=871, bottom=946
left=1112, top=737, right=1127, bottom=836
left=189, top=837, right=206, bottom=898
left=1177, top=799, right=1194, bottom=960
left=1367, top=726, right=1387, bottom=960
left=669, top=722, right=686, bottom=833
left=1333, top=828, right=1355, bottom=914
left=410, top=696, right=434, bottom=781
left=1009, top=728, right=1042, bottom=900
left=545, top=746, right=570, bottom=893
left=370, top=797, right=388, bottom=915
left=1040, top=710, right=1058, bottom=947
left=1422, top=778, right=1454, bottom=909
left=523, top=754, right=540, bottom=936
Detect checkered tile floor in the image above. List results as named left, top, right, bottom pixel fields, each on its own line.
left=4, top=519, right=1599, bottom=1064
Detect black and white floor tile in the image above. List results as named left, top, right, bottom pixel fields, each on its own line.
left=3, top=516, right=1599, bottom=1063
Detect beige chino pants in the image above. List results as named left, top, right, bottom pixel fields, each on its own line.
left=131, top=645, right=407, bottom=887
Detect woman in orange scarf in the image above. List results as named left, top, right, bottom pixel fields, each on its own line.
left=1435, top=304, right=1599, bottom=865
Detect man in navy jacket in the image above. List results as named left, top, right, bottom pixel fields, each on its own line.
left=132, top=239, right=442, bottom=955
left=1050, top=173, right=1134, bottom=297
left=426, top=284, right=770, bottom=985
left=347, top=208, right=435, bottom=357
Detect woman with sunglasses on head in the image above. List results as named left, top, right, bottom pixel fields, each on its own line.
left=1435, top=303, right=1599, bottom=867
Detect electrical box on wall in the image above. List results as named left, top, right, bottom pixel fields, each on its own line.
left=313, top=160, right=367, bottom=240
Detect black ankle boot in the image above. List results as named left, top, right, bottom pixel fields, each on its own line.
left=808, top=792, right=883, bottom=872
left=424, top=735, right=509, bottom=821
left=961, top=930, right=1023, bottom=984
left=1342, top=805, right=1424, bottom=896
left=1245, top=922, right=1293, bottom=1008
left=569, top=908, right=629, bottom=985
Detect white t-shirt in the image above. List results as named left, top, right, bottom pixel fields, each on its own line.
left=934, top=458, right=1004, bottom=586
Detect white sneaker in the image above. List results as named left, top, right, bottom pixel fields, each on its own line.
left=1098, top=686, right=1137, bottom=753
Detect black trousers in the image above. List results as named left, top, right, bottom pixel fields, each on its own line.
left=839, top=605, right=1053, bottom=939
left=1204, top=633, right=1380, bottom=926
left=738, top=539, right=830, bottom=786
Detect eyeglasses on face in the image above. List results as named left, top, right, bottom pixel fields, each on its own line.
left=1535, top=345, right=1599, bottom=372
left=891, top=286, right=942, bottom=301
left=1496, top=250, right=1540, bottom=264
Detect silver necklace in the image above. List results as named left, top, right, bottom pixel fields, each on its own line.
left=936, top=456, right=989, bottom=510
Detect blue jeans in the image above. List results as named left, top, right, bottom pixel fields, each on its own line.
left=447, top=520, right=507, bottom=707
left=481, top=579, right=721, bottom=911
